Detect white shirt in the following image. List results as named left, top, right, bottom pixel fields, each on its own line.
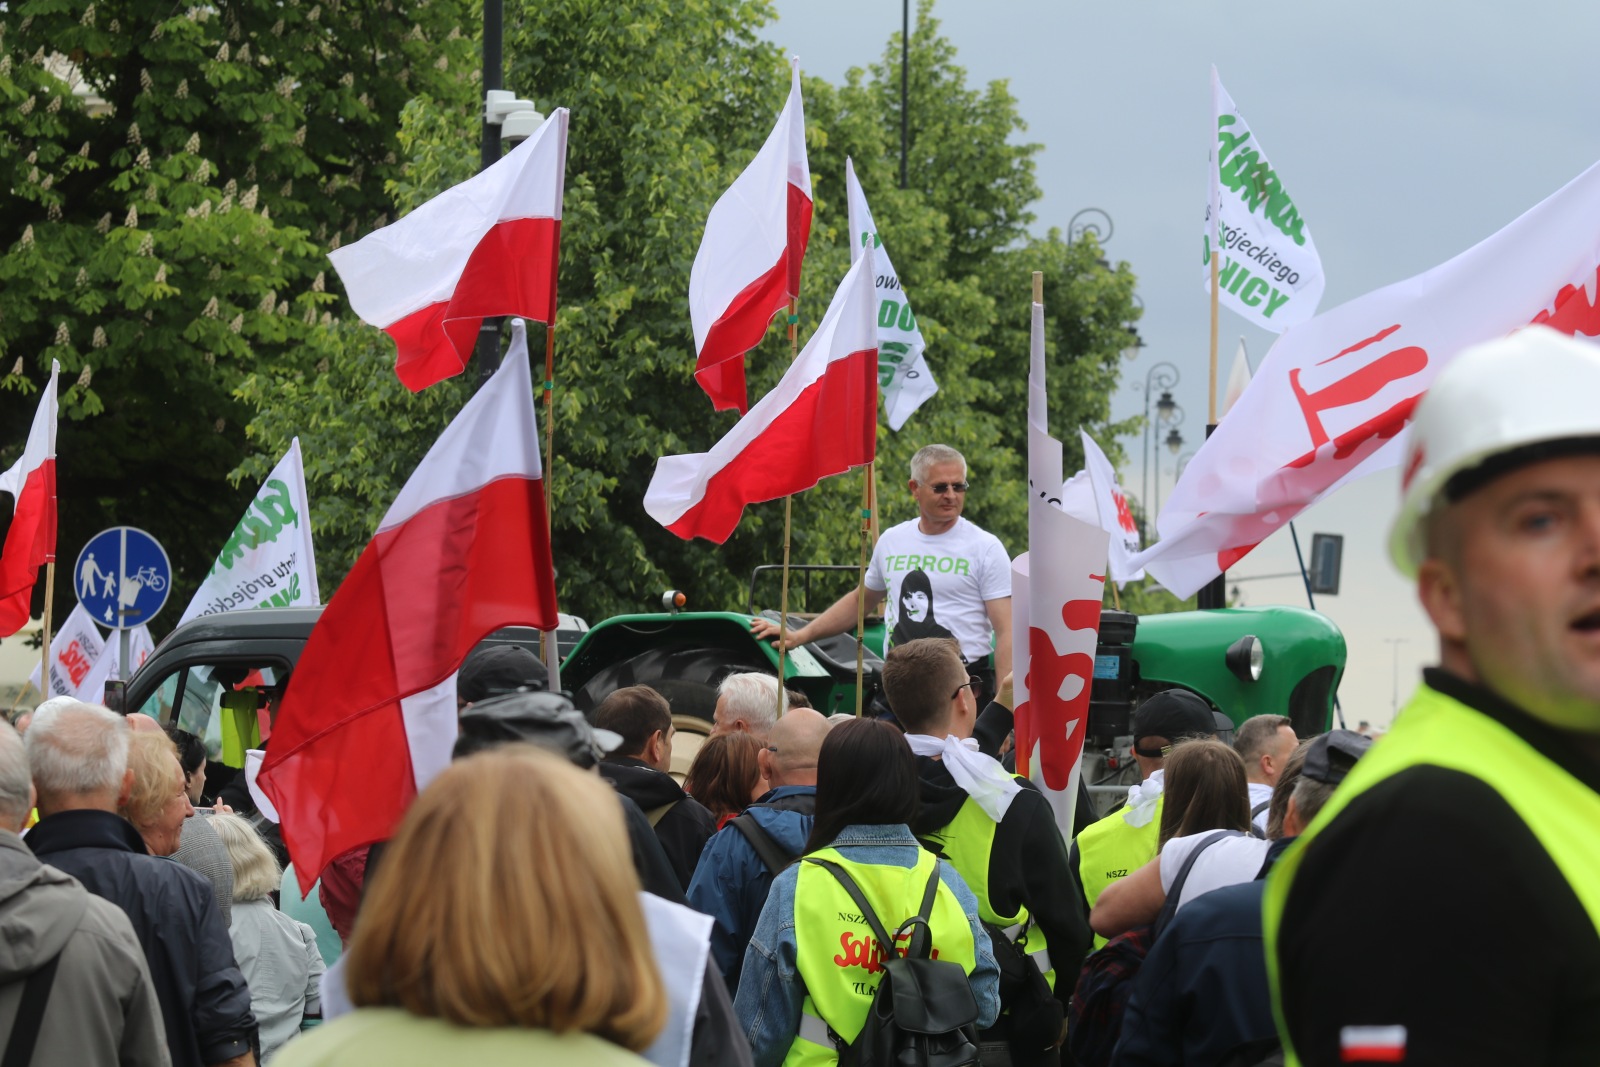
left=1247, top=781, right=1275, bottom=833
left=1157, top=832, right=1273, bottom=914
left=866, top=517, right=1011, bottom=664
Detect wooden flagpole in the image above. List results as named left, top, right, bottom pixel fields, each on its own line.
left=775, top=300, right=800, bottom=720
left=38, top=563, right=55, bottom=700
left=540, top=317, right=561, bottom=687
left=854, top=461, right=872, bottom=715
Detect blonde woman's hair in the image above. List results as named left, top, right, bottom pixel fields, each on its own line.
left=210, top=812, right=282, bottom=901
left=344, top=745, right=666, bottom=1049
left=119, top=731, right=180, bottom=830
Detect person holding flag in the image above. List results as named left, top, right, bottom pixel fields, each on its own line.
left=749, top=444, right=1012, bottom=708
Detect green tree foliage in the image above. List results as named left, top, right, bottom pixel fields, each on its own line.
left=235, top=0, right=1141, bottom=622
left=0, top=0, right=473, bottom=629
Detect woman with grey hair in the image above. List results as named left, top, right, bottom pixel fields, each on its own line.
left=211, top=812, right=324, bottom=1061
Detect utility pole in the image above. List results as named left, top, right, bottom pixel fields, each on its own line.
left=477, top=0, right=505, bottom=380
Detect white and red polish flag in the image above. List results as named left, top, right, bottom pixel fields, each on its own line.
left=689, top=58, right=812, bottom=414
left=647, top=248, right=876, bottom=543
left=328, top=109, right=570, bottom=392
left=0, top=362, right=58, bottom=638
left=1140, top=155, right=1600, bottom=598
left=260, top=321, right=558, bottom=893
left=1012, top=296, right=1108, bottom=838
left=1060, top=430, right=1144, bottom=586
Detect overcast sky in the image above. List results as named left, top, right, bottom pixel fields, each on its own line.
left=764, top=0, right=1600, bottom=726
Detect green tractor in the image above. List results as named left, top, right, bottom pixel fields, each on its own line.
left=116, top=566, right=1345, bottom=799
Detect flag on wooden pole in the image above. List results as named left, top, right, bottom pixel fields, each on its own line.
left=647, top=250, right=877, bottom=543
left=689, top=58, right=813, bottom=414
left=329, top=109, right=570, bottom=391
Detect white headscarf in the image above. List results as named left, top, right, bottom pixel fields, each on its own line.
left=904, top=733, right=1022, bottom=822
left=1121, top=768, right=1165, bottom=828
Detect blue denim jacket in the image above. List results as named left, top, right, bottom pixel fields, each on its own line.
left=687, top=785, right=817, bottom=991
left=732, top=823, right=1001, bottom=1067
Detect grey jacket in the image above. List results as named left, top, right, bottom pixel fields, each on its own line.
left=0, top=831, right=170, bottom=1065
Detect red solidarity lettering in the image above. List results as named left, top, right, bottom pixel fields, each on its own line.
left=1216, top=326, right=1430, bottom=572
left=834, top=930, right=939, bottom=974
left=1531, top=266, right=1600, bottom=339
left=1015, top=596, right=1102, bottom=790
left=1112, top=490, right=1138, bottom=535
left=60, top=641, right=92, bottom=687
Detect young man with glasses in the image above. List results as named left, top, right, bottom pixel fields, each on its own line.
left=752, top=443, right=1013, bottom=706
left=882, top=637, right=1089, bottom=1067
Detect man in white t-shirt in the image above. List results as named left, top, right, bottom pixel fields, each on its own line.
left=1233, top=714, right=1297, bottom=833
left=750, top=444, right=1012, bottom=701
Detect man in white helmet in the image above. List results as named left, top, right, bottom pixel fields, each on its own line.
left=1264, top=327, right=1600, bottom=1065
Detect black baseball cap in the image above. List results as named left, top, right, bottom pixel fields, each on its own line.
left=1132, top=689, right=1219, bottom=757
left=457, top=643, right=548, bottom=704
left=454, top=690, right=621, bottom=769
left=1302, top=729, right=1372, bottom=786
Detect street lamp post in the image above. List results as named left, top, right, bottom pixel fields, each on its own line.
left=1382, top=637, right=1409, bottom=718
left=1138, top=362, right=1180, bottom=541
left=1154, top=417, right=1186, bottom=526
left=1068, top=208, right=1114, bottom=246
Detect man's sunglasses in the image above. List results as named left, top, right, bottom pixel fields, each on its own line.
left=927, top=481, right=969, bottom=494
left=951, top=675, right=983, bottom=700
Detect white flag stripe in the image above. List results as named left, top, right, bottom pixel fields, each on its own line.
left=688, top=60, right=810, bottom=354
left=328, top=110, right=569, bottom=328
left=0, top=361, right=58, bottom=498
left=380, top=321, right=544, bottom=531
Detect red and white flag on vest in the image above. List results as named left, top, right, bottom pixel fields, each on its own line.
left=647, top=249, right=876, bottom=543
left=0, top=362, right=58, bottom=637
left=328, top=109, right=570, bottom=392
left=689, top=58, right=812, bottom=414
left=260, top=321, right=558, bottom=893
left=1140, top=155, right=1600, bottom=598
left=1012, top=297, right=1108, bottom=838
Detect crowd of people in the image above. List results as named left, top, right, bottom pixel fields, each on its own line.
left=4, top=332, right=1600, bottom=1066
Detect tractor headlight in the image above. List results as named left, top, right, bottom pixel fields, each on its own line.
left=1226, top=635, right=1263, bottom=682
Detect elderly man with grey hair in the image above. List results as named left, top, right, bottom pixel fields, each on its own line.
left=0, top=716, right=168, bottom=1065
left=751, top=443, right=1012, bottom=708
left=26, top=702, right=258, bottom=1067
left=709, top=672, right=784, bottom=743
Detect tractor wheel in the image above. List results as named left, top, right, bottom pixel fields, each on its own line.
left=571, top=644, right=769, bottom=724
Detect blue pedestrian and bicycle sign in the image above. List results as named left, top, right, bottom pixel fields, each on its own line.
left=74, top=526, right=172, bottom=629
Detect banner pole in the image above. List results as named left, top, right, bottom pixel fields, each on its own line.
left=855, top=461, right=872, bottom=716
left=38, top=562, right=54, bottom=699
left=541, top=314, right=561, bottom=686
left=775, top=299, right=800, bottom=720
left=1209, top=247, right=1220, bottom=425
left=1109, top=582, right=1122, bottom=612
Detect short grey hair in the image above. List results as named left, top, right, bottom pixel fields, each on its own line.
left=1234, top=714, right=1293, bottom=763
left=210, top=812, right=283, bottom=902
left=910, top=444, right=966, bottom=485
left=27, top=702, right=130, bottom=800
left=1290, top=775, right=1338, bottom=828
left=0, top=720, right=31, bottom=825
left=718, top=672, right=782, bottom=735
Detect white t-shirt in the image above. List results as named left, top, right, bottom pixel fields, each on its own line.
left=866, top=517, right=1012, bottom=664
left=1248, top=781, right=1274, bottom=833
left=1157, top=832, right=1272, bottom=914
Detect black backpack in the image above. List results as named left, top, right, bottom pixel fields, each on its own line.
left=806, top=857, right=982, bottom=1067
left=1068, top=830, right=1244, bottom=1067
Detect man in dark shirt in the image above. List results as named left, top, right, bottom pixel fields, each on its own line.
left=592, top=685, right=718, bottom=890
left=26, top=701, right=257, bottom=1067
left=1267, top=328, right=1600, bottom=1065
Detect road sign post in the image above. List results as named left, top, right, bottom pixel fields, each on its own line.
left=73, top=527, right=172, bottom=679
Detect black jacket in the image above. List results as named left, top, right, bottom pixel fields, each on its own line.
left=28, top=809, right=257, bottom=1067
left=601, top=756, right=718, bottom=891
left=911, top=707, right=1094, bottom=1012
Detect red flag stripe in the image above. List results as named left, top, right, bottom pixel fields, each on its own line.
left=668, top=347, right=876, bottom=543
left=383, top=217, right=561, bottom=392
left=0, top=460, right=56, bottom=635
left=693, top=188, right=813, bottom=414
left=260, top=473, right=555, bottom=892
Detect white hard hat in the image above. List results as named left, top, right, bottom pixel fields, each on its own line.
left=1389, top=326, right=1600, bottom=577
